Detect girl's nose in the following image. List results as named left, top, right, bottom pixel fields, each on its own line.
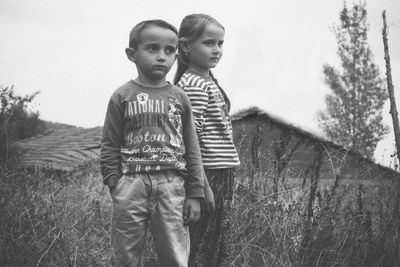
left=212, top=46, right=221, bottom=54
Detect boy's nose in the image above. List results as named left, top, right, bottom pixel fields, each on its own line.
left=157, top=51, right=166, bottom=61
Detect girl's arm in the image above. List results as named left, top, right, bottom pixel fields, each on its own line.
left=182, top=85, right=208, bottom=134
left=202, top=169, right=215, bottom=216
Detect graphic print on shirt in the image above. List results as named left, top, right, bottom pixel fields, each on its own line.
left=168, top=97, right=183, bottom=149
left=120, top=95, right=185, bottom=173
left=137, top=92, right=148, bottom=104
left=121, top=162, right=129, bottom=174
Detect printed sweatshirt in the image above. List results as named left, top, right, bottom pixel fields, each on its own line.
left=177, top=72, right=240, bottom=169
left=100, top=80, right=204, bottom=198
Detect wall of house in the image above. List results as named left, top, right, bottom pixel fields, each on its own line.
left=232, top=113, right=398, bottom=195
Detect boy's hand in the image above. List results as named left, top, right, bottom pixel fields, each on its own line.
left=183, top=198, right=201, bottom=225
left=204, top=185, right=215, bottom=216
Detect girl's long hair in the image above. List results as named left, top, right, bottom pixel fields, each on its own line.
left=174, top=14, right=230, bottom=111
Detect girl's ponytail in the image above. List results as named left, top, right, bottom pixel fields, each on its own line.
left=174, top=55, right=188, bottom=85
left=210, top=71, right=231, bottom=112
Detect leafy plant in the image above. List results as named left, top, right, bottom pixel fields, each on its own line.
left=318, top=1, right=389, bottom=159
left=0, top=84, right=45, bottom=168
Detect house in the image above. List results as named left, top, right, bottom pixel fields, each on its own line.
left=18, top=122, right=102, bottom=172
left=230, top=107, right=399, bottom=204
left=18, top=107, right=398, bottom=184
left=232, top=107, right=397, bottom=180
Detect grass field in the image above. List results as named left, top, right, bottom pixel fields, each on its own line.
left=1, top=158, right=400, bottom=266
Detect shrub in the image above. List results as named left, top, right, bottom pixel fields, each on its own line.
left=0, top=84, right=46, bottom=169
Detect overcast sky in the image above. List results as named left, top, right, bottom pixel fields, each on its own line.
left=1, top=0, right=399, bottom=165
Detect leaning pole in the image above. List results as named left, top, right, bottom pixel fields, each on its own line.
left=382, top=10, right=400, bottom=165
left=382, top=10, right=400, bottom=265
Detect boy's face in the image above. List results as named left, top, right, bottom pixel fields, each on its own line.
left=127, top=25, right=178, bottom=85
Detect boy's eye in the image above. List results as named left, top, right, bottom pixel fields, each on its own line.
left=218, top=41, right=224, bottom=47
left=147, top=45, right=159, bottom=52
left=165, top=47, right=177, bottom=55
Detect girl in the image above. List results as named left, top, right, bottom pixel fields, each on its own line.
left=174, top=14, right=240, bottom=267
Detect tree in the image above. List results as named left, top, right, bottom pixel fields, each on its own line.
left=0, top=84, right=45, bottom=169
left=318, top=0, right=389, bottom=159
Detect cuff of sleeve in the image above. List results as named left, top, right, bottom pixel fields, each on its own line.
left=103, top=174, right=121, bottom=187
left=186, top=185, right=205, bottom=199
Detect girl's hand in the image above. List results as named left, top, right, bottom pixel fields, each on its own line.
left=204, top=185, right=215, bottom=216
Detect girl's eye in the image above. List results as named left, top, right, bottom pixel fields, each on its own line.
left=203, top=40, right=215, bottom=46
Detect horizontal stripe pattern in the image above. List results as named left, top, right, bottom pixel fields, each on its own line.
left=177, top=72, right=240, bottom=168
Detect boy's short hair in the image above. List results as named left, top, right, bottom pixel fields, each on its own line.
left=129, top=19, right=178, bottom=49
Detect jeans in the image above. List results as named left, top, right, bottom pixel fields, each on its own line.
left=111, top=171, right=189, bottom=267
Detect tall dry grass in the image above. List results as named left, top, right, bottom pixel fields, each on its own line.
left=229, top=140, right=400, bottom=267
left=0, top=162, right=112, bottom=266
left=230, top=175, right=400, bottom=266
left=1, top=154, right=400, bottom=266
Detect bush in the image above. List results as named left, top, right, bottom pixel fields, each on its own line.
left=0, top=84, right=46, bottom=168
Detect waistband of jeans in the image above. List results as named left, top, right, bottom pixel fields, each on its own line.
left=124, top=170, right=183, bottom=180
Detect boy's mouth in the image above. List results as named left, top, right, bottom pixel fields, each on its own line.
left=153, top=65, right=167, bottom=71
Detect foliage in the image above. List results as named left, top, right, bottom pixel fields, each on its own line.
left=0, top=84, right=45, bottom=168
left=318, top=1, right=389, bottom=159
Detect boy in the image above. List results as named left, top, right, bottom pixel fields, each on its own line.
left=100, top=20, right=204, bottom=267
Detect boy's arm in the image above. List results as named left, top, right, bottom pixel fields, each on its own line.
left=182, top=85, right=216, bottom=215
left=181, top=93, right=205, bottom=199
left=100, top=95, right=123, bottom=188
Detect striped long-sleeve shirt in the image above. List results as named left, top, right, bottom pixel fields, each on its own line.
left=177, top=72, right=240, bottom=169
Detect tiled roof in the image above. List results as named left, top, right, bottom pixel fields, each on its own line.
left=17, top=122, right=102, bottom=172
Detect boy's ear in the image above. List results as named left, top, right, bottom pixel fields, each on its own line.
left=125, top=47, right=136, bottom=63
left=179, top=37, right=190, bottom=53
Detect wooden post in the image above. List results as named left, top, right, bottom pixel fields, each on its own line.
left=382, top=10, right=400, bottom=265
left=382, top=11, right=400, bottom=163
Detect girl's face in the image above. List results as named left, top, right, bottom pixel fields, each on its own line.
left=185, top=23, right=225, bottom=72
